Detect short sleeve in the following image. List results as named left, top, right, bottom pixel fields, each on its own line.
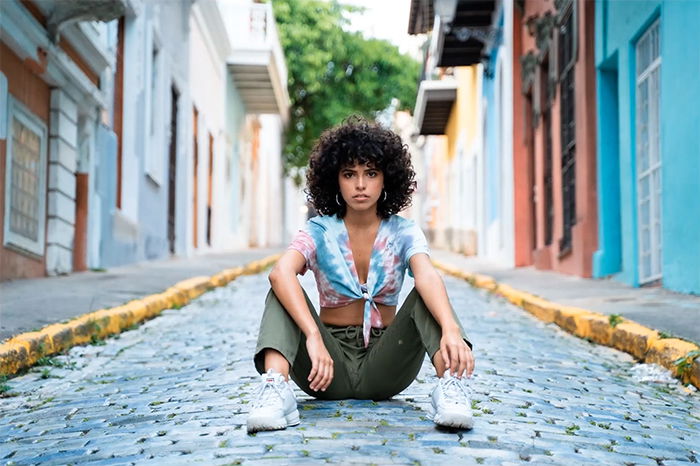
left=402, top=221, right=430, bottom=278
left=288, top=228, right=316, bottom=275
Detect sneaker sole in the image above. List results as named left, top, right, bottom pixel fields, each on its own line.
left=427, top=407, right=474, bottom=430
left=247, top=408, right=300, bottom=433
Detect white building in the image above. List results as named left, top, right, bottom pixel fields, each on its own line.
left=1, top=0, right=295, bottom=282
left=218, top=0, right=291, bottom=249
left=0, top=0, right=124, bottom=279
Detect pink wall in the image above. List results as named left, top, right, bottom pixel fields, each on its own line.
left=513, top=0, right=598, bottom=277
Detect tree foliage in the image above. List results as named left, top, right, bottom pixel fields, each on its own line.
left=271, top=0, right=420, bottom=178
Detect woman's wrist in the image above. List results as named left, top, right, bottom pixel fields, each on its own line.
left=440, top=322, right=461, bottom=335
left=304, top=327, right=322, bottom=339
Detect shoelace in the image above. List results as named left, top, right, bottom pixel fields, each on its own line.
left=439, top=376, right=471, bottom=406
left=251, top=378, right=285, bottom=409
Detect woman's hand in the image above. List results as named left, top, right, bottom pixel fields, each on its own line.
left=306, top=333, right=334, bottom=391
left=440, top=328, right=474, bottom=378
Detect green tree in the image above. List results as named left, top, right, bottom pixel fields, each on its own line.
left=271, top=0, right=420, bottom=180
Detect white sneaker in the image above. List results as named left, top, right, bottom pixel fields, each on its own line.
left=428, top=370, right=474, bottom=429
left=246, top=369, right=300, bottom=433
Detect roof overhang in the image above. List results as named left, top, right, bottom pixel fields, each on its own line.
left=413, top=79, right=457, bottom=135
left=439, top=0, right=496, bottom=66
left=227, top=50, right=290, bottom=125
left=409, top=0, right=498, bottom=67
left=408, top=0, right=434, bottom=34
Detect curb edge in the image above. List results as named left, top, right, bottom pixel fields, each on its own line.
left=0, top=254, right=282, bottom=377
left=432, top=260, right=700, bottom=390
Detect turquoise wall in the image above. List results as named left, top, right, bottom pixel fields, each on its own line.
left=595, top=0, right=700, bottom=294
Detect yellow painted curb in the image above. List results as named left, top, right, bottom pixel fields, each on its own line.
left=520, top=295, right=558, bottom=323
left=0, top=253, right=282, bottom=377
left=432, top=259, right=700, bottom=390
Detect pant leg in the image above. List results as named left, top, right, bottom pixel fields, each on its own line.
left=356, top=288, right=472, bottom=400
left=253, top=288, right=355, bottom=400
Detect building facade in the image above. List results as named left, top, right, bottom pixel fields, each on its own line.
left=219, top=0, right=290, bottom=249
left=0, top=0, right=291, bottom=281
left=0, top=0, right=124, bottom=280
left=514, top=0, right=599, bottom=277
left=408, top=0, right=500, bottom=261
left=480, top=1, right=515, bottom=266
left=595, top=0, right=700, bottom=293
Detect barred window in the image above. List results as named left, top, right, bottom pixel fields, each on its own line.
left=3, top=97, right=47, bottom=257
left=558, top=2, right=576, bottom=254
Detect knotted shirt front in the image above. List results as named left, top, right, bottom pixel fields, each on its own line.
left=288, top=214, right=430, bottom=347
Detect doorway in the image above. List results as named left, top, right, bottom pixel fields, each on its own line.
left=167, top=86, right=179, bottom=255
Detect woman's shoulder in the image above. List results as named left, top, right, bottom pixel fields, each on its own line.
left=385, top=214, right=419, bottom=232
left=299, top=215, right=345, bottom=243
left=307, top=214, right=342, bottom=231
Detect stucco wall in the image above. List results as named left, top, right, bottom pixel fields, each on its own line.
left=595, top=0, right=700, bottom=293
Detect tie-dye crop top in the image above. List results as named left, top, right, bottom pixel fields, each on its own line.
left=288, top=214, right=430, bottom=347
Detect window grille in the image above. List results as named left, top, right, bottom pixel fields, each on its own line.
left=558, top=4, right=576, bottom=254
left=3, top=98, right=47, bottom=256
left=635, top=20, right=662, bottom=283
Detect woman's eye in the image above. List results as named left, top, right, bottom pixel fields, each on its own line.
left=367, top=171, right=377, bottom=177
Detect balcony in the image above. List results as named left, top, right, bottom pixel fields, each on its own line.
left=219, top=2, right=290, bottom=124
left=413, top=79, right=457, bottom=135
left=408, top=0, right=497, bottom=67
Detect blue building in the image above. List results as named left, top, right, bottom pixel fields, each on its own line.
left=594, top=0, right=700, bottom=294
left=480, top=4, right=515, bottom=267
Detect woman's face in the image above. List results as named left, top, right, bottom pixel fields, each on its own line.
left=338, top=161, right=384, bottom=214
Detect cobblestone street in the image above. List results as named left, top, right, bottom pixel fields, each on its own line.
left=1, top=271, right=699, bottom=465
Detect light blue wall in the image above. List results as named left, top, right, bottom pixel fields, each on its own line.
left=138, top=153, right=169, bottom=260
left=95, top=124, right=138, bottom=267
left=483, top=9, right=505, bottom=227
left=136, top=2, right=191, bottom=263
left=595, top=0, right=700, bottom=294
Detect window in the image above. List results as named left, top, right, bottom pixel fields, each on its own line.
left=150, top=45, right=159, bottom=137
left=558, top=2, right=577, bottom=254
left=3, top=97, right=48, bottom=256
left=636, top=20, right=662, bottom=283
left=541, top=57, right=554, bottom=246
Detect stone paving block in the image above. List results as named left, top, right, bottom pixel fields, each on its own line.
left=444, top=445, right=523, bottom=462
left=575, top=447, right=670, bottom=464
left=76, top=454, right=147, bottom=465
left=532, top=451, right=599, bottom=464
left=611, top=443, right=695, bottom=461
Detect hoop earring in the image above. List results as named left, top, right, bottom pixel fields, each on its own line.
left=382, top=191, right=387, bottom=202
left=336, top=194, right=342, bottom=206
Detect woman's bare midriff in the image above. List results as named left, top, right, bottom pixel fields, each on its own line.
left=320, top=299, right=396, bottom=327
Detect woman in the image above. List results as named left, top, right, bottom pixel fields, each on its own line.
left=247, top=117, right=475, bottom=433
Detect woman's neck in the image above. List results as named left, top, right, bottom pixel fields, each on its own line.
left=342, top=208, right=380, bottom=230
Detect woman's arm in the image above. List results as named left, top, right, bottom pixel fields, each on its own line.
left=409, top=253, right=474, bottom=378
left=268, top=250, right=334, bottom=392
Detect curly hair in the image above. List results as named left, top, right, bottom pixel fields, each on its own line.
left=305, top=116, right=416, bottom=219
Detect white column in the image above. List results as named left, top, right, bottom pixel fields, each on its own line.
left=46, top=89, right=78, bottom=275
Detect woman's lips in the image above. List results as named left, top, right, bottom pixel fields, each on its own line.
left=353, top=195, right=370, bottom=201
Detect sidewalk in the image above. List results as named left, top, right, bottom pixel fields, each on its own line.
left=431, top=249, right=700, bottom=345
left=0, top=248, right=283, bottom=343
left=3, top=247, right=698, bottom=345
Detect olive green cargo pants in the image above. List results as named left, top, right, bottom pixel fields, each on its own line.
left=253, top=287, right=472, bottom=401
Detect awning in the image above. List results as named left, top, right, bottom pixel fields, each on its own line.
left=413, top=80, right=457, bottom=135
